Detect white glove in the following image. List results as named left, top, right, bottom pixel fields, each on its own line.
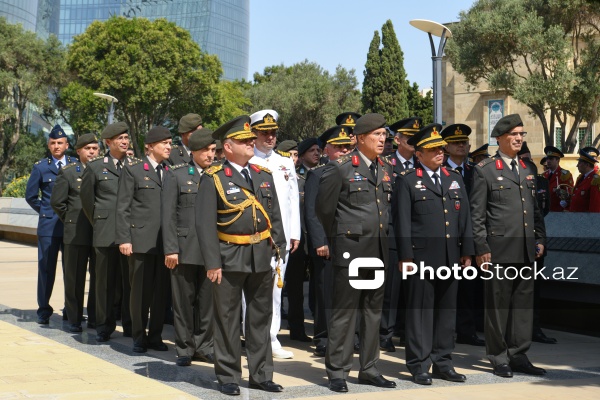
left=560, top=200, right=568, bottom=208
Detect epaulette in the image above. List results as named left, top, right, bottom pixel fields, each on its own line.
left=560, top=169, right=572, bottom=181
left=253, top=164, right=272, bottom=174
left=313, top=163, right=327, bottom=170
left=380, top=156, right=393, bottom=166
left=172, top=144, right=180, bottom=149
left=171, top=163, right=188, bottom=170
left=35, top=160, right=42, bottom=165
left=61, top=162, right=78, bottom=171
left=205, top=164, right=223, bottom=176
left=400, top=168, right=415, bottom=176
left=591, top=174, right=600, bottom=187
left=336, top=155, right=352, bottom=165
left=88, top=155, right=104, bottom=163
left=477, top=157, right=495, bottom=168
left=275, top=150, right=291, bottom=158
left=127, top=158, right=142, bottom=166
left=447, top=168, right=461, bottom=175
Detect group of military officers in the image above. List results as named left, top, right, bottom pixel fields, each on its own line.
left=24, top=107, right=600, bottom=395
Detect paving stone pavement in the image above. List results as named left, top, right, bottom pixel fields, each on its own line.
left=0, top=239, right=599, bottom=399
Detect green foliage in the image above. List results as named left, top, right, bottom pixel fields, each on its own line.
left=0, top=17, right=67, bottom=192
left=55, top=82, right=107, bottom=137
left=361, top=20, right=410, bottom=122
left=65, top=16, right=225, bottom=155
left=447, top=0, right=600, bottom=152
left=10, top=130, right=47, bottom=178
left=246, top=61, right=361, bottom=140
left=208, top=80, right=253, bottom=129
left=407, top=82, right=433, bottom=124
left=3, top=175, right=29, bottom=198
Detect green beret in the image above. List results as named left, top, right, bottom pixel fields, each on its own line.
left=213, top=115, right=256, bottom=141
left=188, top=128, right=215, bottom=151
left=353, top=113, right=386, bottom=135
left=101, top=121, right=128, bottom=140
left=178, top=113, right=202, bottom=134
left=215, top=140, right=223, bottom=150
left=277, top=140, right=298, bottom=153
left=144, top=126, right=171, bottom=144
left=75, top=133, right=98, bottom=150
left=298, top=138, right=318, bottom=156
left=491, top=114, right=523, bottom=137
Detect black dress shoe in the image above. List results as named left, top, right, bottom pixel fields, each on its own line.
left=354, top=343, right=360, bottom=353
left=123, top=330, right=132, bottom=338
left=69, top=324, right=83, bottom=333
left=329, top=378, right=348, bottom=393
left=379, top=337, right=396, bottom=352
left=433, top=369, right=466, bottom=382
left=456, top=334, right=485, bottom=346
left=493, top=363, right=513, bottom=378
left=176, top=356, right=191, bottom=367
left=37, top=317, right=49, bottom=325
left=192, top=353, right=215, bottom=363
left=290, top=332, right=312, bottom=342
left=220, top=383, right=240, bottom=396
left=62, top=313, right=68, bottom=321
left=95, top=332, right=110, bottom=342
left=249, top=380, right=283, bottom=392
left=358, top=374, right=397, bottom=388
left=148, top=342, right=168, bottom=351
left=132, top=345, right=147, bottom=353
left=532, top=331, right=557, bottom=344
left=510, top=361, right=546, bottom=375
left=314, top=345, right=326, bottom=357
left=413, top=372, right=432, bottom=385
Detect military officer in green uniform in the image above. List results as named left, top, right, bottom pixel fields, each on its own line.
left=395, top=124, right=474, bottom=385
left=196, top=116, right=287, bottom=396
left=162, top=128, right=216, bottom=367
left=81, top=122, right=134, bottom=342
left=470, top=114, right=547, bottom=378
left=51, top=133, right=99, bottom=332
left=317, top=113, right=396, bottom=393
left=116, top=126, right=172, bottom=353
left=275, top=139, right=298, bottom=165
left=169, top=113, right=202, bottom=165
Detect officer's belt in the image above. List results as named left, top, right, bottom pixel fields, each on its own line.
left=217, top=229, right=271, bottom=244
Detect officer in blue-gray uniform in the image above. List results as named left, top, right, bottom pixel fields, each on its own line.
left=26, top=124, right=77, bottom=324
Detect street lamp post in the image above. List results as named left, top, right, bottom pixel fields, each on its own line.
left=93, top=92, right=118, bottom=124
left=409, top=19, right=452, bottom=125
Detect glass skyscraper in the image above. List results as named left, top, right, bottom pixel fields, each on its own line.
left=58, top=0, right=249, bottom=81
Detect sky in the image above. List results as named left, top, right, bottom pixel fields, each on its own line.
left=248, top=0, right=477, bottom=90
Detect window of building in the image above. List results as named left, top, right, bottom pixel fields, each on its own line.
left=578, top=127, right=592, bottom=148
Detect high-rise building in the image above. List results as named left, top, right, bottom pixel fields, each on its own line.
left=58, top=0, right=249, bottom=81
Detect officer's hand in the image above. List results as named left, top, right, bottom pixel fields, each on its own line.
left=290, top=239, right=300, bottom=254
left=460, top=256, right=472, bottom=268
left=398, top=259, right=413, bottom=272
left=207, top=268, right=222, bottom=284
left=165, top=253, right=178, bottom=269
left=316, top=245, right=329, bottom=258
left=476, top=253, right=492, bottom=269
left=119, top=243, right=133, bottom=256
left=536, top=244, right=545, bottom=259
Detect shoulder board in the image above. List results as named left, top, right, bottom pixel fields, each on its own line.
left=313, top=163, right=327, bottom=170
left=275, top=150, right=291, bottom=158
left=253, top=164, right=272, bottom=174
left=35, top=160, right=42, bottom=165
left=126, top=158, right=142, bottom=166
left=591, top=174, right=600, bottom=187
left=380, top=156, right=392, bottom=166
left=205, top=164, right=223, bottom=176
left=560, top=169, right=572, bottom=181
left=88, top=155, right=104, bottom=164
left=336, top=155, right=352, bottom=165
left=171, top=163, right=188, bottom=170
left=400, top=168, right=415, bottom=176
left=61, top=162, right=78, bottom=171
left=477, top=157, right=495, bottom=168
left=447, top=168, right=461, bottom=175
left=171, top=144, right=180, bottom=149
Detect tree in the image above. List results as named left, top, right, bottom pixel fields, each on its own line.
left=361, top=20, right=410, bottom=122
left=406, top=82, right=433, bottom=124
left=65, top=16, right=224, bottom=155
left=246, top=61, right=361, bottom=140
left=447, top=0, right=600, bottom=153
left=0, top=17, right=67, bottom=192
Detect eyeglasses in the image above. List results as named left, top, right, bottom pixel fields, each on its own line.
left=113, top=135, right=130, bottom=142
left=507, top=131, right=527, bottom=137
left=369, top=131, right=388, bottom=138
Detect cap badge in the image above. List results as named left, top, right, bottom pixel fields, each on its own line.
left=346, top=116, right=355, bottom=125
left=243, top=122, right=251, bottom=131
left=431, top=127, right=440, bottom=137
left=339, top=128, right=347, bottom=138
left=264, top=114, right=275, bottom=124
left=455, top=127, right=463, bottom=135
left=413, top=120, right=420, bottom=129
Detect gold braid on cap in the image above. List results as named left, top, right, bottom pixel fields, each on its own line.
left=417, top=128, right=448, bottom=148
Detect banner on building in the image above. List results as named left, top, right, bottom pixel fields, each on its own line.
left=488, top=100, right=504, bottom=143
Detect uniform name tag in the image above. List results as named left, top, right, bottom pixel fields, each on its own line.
left=227, top=187, right=240, bottom=194
left=449, top=181, right=461, bottom=190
